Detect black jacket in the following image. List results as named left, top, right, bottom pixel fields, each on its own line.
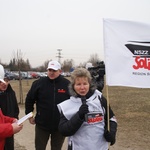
left=25, top=75, right=70, bottom=131
left=0, top=84, right=19, bottom=119
left=92, top=75, right=104, bottom=92
left=59, top=95, right=117, bottom=136
left=58, top=94, right=117, bottom=149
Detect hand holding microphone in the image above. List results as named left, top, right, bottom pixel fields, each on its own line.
left=78, top=96, right=89, bottom=120
left=81, top=96, right=86, bottom=104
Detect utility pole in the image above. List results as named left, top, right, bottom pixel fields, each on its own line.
left=56, top=49, right=63, bottom=63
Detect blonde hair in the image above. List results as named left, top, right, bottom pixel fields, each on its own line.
left=69, top=67, right=95, bottom=97
left=71, top=67, right=92, bottom=84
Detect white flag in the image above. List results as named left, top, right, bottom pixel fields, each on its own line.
left=103, top=18, right=150, bottom=88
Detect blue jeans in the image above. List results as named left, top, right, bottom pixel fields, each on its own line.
left=35, top=125, right=65, bottom=150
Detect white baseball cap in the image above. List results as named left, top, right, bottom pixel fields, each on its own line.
left=47, top=60, right=61, bottom=71
left=0, top=64, right=6, bottom=84
left=85, top=62, right=93, bottom=69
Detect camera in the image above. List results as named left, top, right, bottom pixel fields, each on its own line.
left=87, top=61, right=105, bottom=79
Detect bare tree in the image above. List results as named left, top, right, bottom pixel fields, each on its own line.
left=87, top=53, right=101, bottom=66
left=12, top=50, right=24, bottom=104
left=62, top=59, right=74, bottom=72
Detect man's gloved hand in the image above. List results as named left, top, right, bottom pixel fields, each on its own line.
left=104, top=129, right=116, bottom=145
left=78, top=104, right=89, bottom=119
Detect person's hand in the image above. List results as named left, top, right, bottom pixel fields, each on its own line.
left=11, top=122, right=23, bottom=134
left=29, top=117, right=35, bottom=125
left=12, top=119, right=18, bottom=123
left=104, top=129, right=116, bottom=145
left=78, top=104, right=89, bottom=119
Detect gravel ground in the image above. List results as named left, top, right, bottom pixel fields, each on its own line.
left=15, top=141, right=26, bottom=150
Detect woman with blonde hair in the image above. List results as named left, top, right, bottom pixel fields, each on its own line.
left=58, top=68, right=117, bottom=150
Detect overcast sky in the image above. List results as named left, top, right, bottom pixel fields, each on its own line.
left=0, top=0, right=150, bottom=67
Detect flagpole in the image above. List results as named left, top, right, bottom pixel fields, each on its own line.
left=106, top=84, right=110, bottom=149
left=106, top=84, right=110, bottom=131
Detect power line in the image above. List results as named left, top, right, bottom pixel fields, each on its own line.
left=56, top=49, right=63, bottom=63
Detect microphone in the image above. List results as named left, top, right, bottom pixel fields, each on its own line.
left=81, top=96, right=86, bottom=105
left=81, top=96, right=88, bottom=122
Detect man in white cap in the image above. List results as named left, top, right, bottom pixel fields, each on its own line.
left=0, top=64, right=23, bottom=150
left=25, top=60, right=70, bottom=150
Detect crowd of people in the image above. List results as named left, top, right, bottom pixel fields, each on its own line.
left=0, top=60, right=117, bottom=150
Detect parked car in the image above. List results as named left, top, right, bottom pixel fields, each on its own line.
left=30, top=72, right=39, bottom=78
left=5, top=72, right=14, bottom=80
left=36, top=72, right=47, bottom=78
left=5, top=72, right=22, bottom=80
left=13, top=72, right=22, bottom=80
left=21, top=72, right=32, bottom=79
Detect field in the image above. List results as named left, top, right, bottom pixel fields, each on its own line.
left=10, top=78, right=150, bottom=150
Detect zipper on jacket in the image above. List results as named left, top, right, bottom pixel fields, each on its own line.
left=52, top=80, right=56, bottom=122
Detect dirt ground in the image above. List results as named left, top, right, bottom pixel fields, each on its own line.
left=14, top=103, right=149, bottom=150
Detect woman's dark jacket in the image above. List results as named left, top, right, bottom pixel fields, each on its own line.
left=25, top=75, right=70, bottom=132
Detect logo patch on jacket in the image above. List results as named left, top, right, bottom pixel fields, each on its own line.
left=58, top=89, right=66, bottom=93
left=85, top=112, right=104, bottom=124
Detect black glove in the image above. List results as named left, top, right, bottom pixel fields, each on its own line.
left=104, top=129, right=116, bottom=145
left=78, top=104, right=89, bottom=119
